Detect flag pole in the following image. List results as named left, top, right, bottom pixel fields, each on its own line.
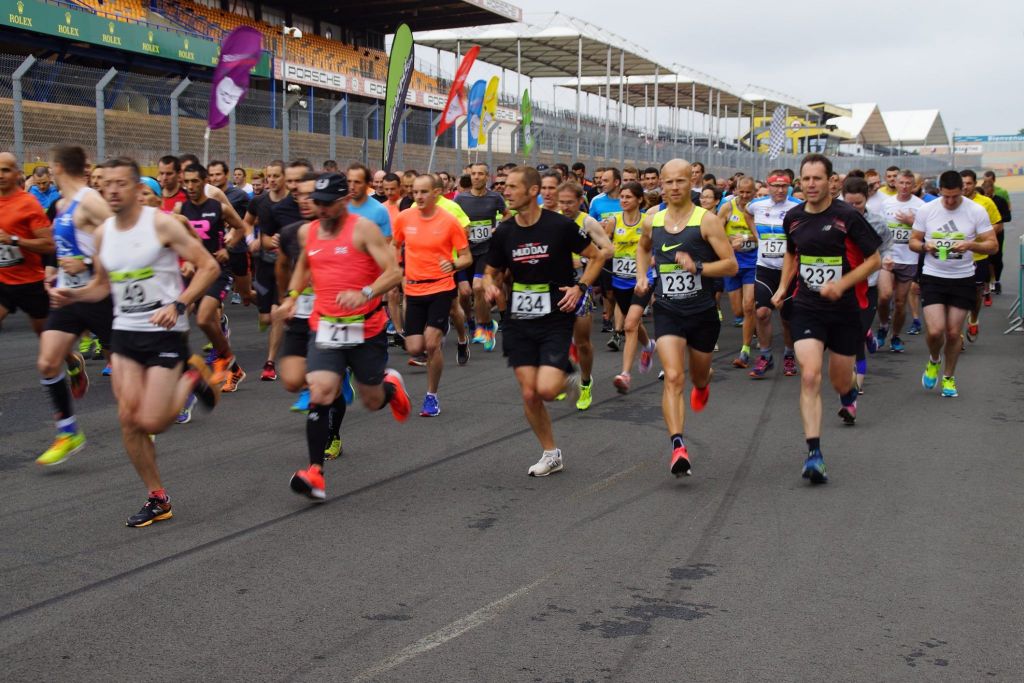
left=427, top=136, right=438, bottom=173
left=203, top=127, right=211, bottom=166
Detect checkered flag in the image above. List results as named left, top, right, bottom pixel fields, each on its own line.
left=767, top=106, right=788, bottom=160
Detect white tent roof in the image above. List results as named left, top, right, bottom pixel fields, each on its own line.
left=881, top=110, right=948, bottom=145
left=827, top=103, right=891, bottom=145
left=414, top=12, right=669, bottom=79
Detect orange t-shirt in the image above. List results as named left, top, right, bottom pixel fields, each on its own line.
left=0, top=189, right=52, bottom=284
left=392, top=206, right=468, bottom=296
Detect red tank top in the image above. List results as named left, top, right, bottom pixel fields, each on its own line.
left=306, top=213, right=386, bottom=336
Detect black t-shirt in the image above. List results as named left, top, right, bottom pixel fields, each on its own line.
left=278, top=219, right=307, bottom=267
left=264, top=194, right=302, bottom=237
left=399, top=196, right=414, bottom=212
left=181, top=197, right=226, bottom=256
left=487, top=209, right=591, bottom=321
left=990, top=194, right=1011, bottom=224
left=784, top=199, right=881, bottom=311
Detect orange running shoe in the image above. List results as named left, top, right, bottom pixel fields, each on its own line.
left=289, top=464, right=325, bottom=501
left=211, top=356, right=233, bottom=385
left=670, top=446, right=691, bottom=477
left=222, top=363, right=246, bottom=393
left=690, top=384, right=710, bottom=412
left=383, top=369, right=410, bottom=422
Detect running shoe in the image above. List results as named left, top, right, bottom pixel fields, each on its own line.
left=126, top=496, right=173, bottom=527
left=865, top=329, right=878, bottom=354
left=77, top=335, right=92, bottom=355
left=890, top=336, right=905, bottom=353
left=601, top=318, right=613, bottom=333
left=838, top=401, right=857, bottom=425
left=606, top=331, right=623, bottom=351
left=408, top=353, right=428, bottom=367
left=907, top=318, right=922, bottom=335
left=562, top=361, right=581, bottom=403
left=482, top=329, right=496, bottom=352
left=966, top=320, right=979, bottom=342
left=289, top=464, right=326, bottom=501
left=324, top=437, right=343, bottom=461
left=290, top=387, right=310, bottom=413
left=639, top=340, right=656, bottom=374
left=391, top=331, right=407, bottom=349
left=670, top=446, right=691, bottom=477
left=220, top=313, right=231, bottom=341
left=801, top=450, right=828, bottom=484
left=471, top=325, right=486, bottom=344
left=420, top=394, right=441, bottom=417
left=921, top=359, right=941, bottom=390
left=732, top=316, right=744, bottom=328
left=941, top=376, right=959, bottom=398
left=576, top=380, right=593, bottom=411
left=222, top=363, right=246, bottom=393
left=749, top=355, right=774, bottom=379
left=491, top=319, right=500, bottom=336
left=993, top=282, right=1002, bottom=294
left=176, top=394, right=197, bottom=424
left=613, top=372, right=631, bottom=394
left=984, top=292, right=992, bottom=307
left=66, top=352, right=89, bottom=400
left=204, top=345, right=219, bottom=367
left=101, top=363, right=112, bottom=377
left=690, top=384, right=710, bottom=412
left=658, top=370, right=665, bottom=381
left=528, top=450, right=563, bottom=477
left=211, top=356, right=232, bottom=385
left=386, top=320, right=397, bottom=336
left=457, top=341, right=470, bottom=366
left=260, top=360, right=278, bottom=381
left=36, top=432, right=85, bottom=466
left=875, top=326, right=889, bottom=350
left=90, top=338, right=104, bottom=360
left=230, top=292, right=242, bottom=305
left=186, top=355, right=220, bottom=410
left=732, top=350, right=750, bottom=369
left=383, top=369, right=411, bottom=422
left=717, top=308, right=723, bottom=322
left=783, top=354, right=798, bottom=377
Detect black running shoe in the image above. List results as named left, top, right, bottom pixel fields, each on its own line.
left=457, top=341, right=470, bottom=366
left=601, top=318, right=613, bottom=333
left=126, top=497, right=173, bottom=527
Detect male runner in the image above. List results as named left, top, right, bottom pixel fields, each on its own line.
left=455, top=162, right=506, bottom=351
left=233, top=167, right=253, bottom=196
left=209, top=160, right=253, bottom=305
left=718, top=176, right=758, bottom=367
left=635, top=159, right=737, bottom=477
left=876, top=169, right=925, bottom=352
left=35, top=145, right=113, bottom=466
left=0, top=152, right=55, bottom=336
left=961, top=169, right=1002, bottom=341
left=276, top=173, right=409, bottom=501
left=371, top=169, right=387, bottom=202
left=50, top=157, right=221, bottom=526
left=773, top=154, right=881, bottom=484
left=747, top=170, right=802, bottom=378
left=642, top=167, right=661, bottom=191
left=557, top=180, right=614, bottom=410
left=589, top=168, right=624, bottom=338
left=484, top=166, right=605, bottom=476
left=910, top=170, right=997, bottom=398
left=392, top=175, right=471, bottom=416
left=156, top=155, right=187, bottom=211
left=346, top=162, right=393, bottom=239
left=881, top=166, right=899, bottom=197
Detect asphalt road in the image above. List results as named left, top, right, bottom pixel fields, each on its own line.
left=1, top=222, right=1022, bottom=682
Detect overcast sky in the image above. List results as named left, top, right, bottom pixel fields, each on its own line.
left=474, top=0, right=1024, bottom=137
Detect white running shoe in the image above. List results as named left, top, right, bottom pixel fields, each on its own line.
left=528, top=450, right=563, bottom=477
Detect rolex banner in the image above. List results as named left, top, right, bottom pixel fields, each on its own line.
left=521, top=89, right=534, bottom=158
left=208, top=27, right=262, bottom=130
left=478, top=76, right=500, bottom=146
left=382, top=23, right=414, bottom=172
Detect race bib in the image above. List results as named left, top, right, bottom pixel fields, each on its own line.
left=730, top=230, right=756, bottom=252
left=759, top=234, right=786, bottom=258
left=659, top=264, right=702, bottom=299
left=510, top=283, right=552, bottom=319
left=889, top=223, right=912, bottom=245
left=295, top=287, right=315, bottom=318
left=612, top=256, right=637, bottom=278
left=468, top=220, right=492, bottom=243
left=799, top=255, right=842, bottom=292
left=59, top=268, right=91, bottom=289
left=109, top=267, right=163, bottom=315
left=0, top=244, right=24, bottom=267
left=932, top=233, right=966, bottom=261
left=315, top=315, right=365, bottom=349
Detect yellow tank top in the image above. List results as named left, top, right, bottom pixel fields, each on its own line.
left=724, top=199, right=756, bottom=252
left=611, top=211, right=644, bottom=280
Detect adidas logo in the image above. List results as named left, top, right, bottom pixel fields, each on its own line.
left=937, top=219, right=957, bottom=234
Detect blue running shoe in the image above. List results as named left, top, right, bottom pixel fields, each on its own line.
left=890, top=336, right=905, bottom=353
left=922, top=359, right=940, bottom=390
left=732, top=316, right=744, bottom=328
left=341, top=369, right=354, bottom=405
left=875, top=326, right=888, bottom=350
left=865, top=329, right=878, bottom=354
left=101, top=363, right=112, bottom=377
left=420, top=393, right=440, bottom=417
left=290, top=387, right=311, bottom=413
left=801, top=449, right=828, bottom=484
left=907, top=318, right=922, bottom=336
left=204, top=346, right=219, bottom=367
left=941, top=376, right=959, bottom=398
left=176, top=394, right=197, bottom=425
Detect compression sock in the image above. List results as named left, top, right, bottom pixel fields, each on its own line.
left=306, top=404, right=332, bottom=467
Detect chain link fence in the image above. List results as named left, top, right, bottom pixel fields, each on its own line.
left=1, top=53, right=974, bottom=177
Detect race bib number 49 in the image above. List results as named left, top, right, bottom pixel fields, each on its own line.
left=799, top=255, right=841, bottom=292
left=510, top=283, right=551, bottom=319
left=109, top=267, right=162, bottom=315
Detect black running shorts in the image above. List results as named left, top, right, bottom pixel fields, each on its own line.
left=789, top=306, right=862, bottom=357
left=0, top=280, right=49, bottom=319
left=110, top=330, right=190, bottom=369
left=652, top=304, right=720, bottom=353
left=920, top=274, right=976, bottom=312
left=502, top=315, right=574, bottom=369
left=45, top=297, right=114, bottom=346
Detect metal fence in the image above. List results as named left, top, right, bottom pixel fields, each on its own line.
left=1, top=53, right=973, bottom=177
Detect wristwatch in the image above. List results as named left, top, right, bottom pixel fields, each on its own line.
left=10, top=235, right=19, bottom=246
left=82, top=256, right=93, bottom=267
left=174, top=300, right=187, bottom=315
left=361, top=285, right=374, bottom=299
left=694, top=260, right=704, bottom=276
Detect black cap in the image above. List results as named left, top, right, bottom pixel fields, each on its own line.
left=536, top=163, right=549, bottom=171
left=310, top=173, right=349, bottom=201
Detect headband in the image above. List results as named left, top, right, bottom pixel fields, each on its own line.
left=766, top=175, right=790, bottom=185
left=140, top=176, right=161, bottom=196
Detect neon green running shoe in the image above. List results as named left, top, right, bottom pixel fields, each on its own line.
left=941, top=376, right=959, bottom=398
left=575, top=379, right=593, bottom=411
left=36, top=432, right=85, bottom=466
left=921, top=359, right=941, bottom=390
left=77, top=335, right=93, bottom=355
left=324, top=437, right=343, bottom=460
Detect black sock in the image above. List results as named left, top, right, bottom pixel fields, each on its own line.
left=840, top=388, right=858, bottom=407
left=807, top=437, right=820, bottom=452
left=328, top=394, right=346, bottom=440
left=671, top=433, right=684, bottom=450
left=41, top=372, right=74, bottom=421
left=380, top=380, right=396, bottom=409
left=581, top=377, right=591, bottom=387
left=306, top=404, right=331, bottom=467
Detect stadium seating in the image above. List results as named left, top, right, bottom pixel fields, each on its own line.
left=71, top=0, right=147, bottom=22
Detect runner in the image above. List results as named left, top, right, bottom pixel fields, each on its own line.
left=634, top=159, right=737, bottom=477
left=209, top=160, right=253, bottom=306
left=243, top=161, right=286, bottom=352
left=35, top=145, right=114, bottom=466
left=608, top=181, right=656, bottom=394
left=718, top=176, right=759, bottom=368
left=557, top=180, right=614, bottom=410
left=910, top=170, right=997, bottom=398
left=454, top=162, right=506, bottom=353
left=747, top=170, right=802, bottom=378
left=875, top=169, right=925, bottom=352
left=0, top=151, right=55, bottom=336
left=589, top=168, right=624, bottom=339
left=483, top=166, right=606, bottom=476
left=773, top=154, right=881, bottom=484
left=392, top=174, right=472, bottom=416
left=275, top=173, right=409, bottom=501
left=156, top=155, right=187, bottom=211
left=960, top=169, right=1003, bottom=342
left=49, top=156, right=221, bottom=526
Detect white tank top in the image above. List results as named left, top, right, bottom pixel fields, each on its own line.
left=99, top=206, right=188, bottom=333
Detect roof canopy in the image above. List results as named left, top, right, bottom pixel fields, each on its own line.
left=414, top=12, right=668, bottom=79
left=559, top=69, right=748, bottom=111
left=276, top=0, right=521, bottom=33
left=828, top=103, right=891, bottom=145
left=743, top=84, right=816, bottom=119
left=882, top=110, right=948, bottom=145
